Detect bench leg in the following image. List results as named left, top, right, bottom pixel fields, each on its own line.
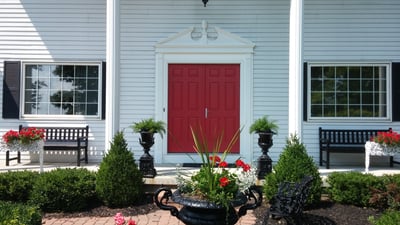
left=320, top=150, right=323, bottom=166
left=326, top=151, right=330, bottom=169
left=390, top=156, right=394, bottom=167
left=77, top=150, right=81, bottom=167
left=6, top=151, right=10, bottom=166
left=84, top=148, right=88, bottom=164
left=17, top=151, right=21, bottom=163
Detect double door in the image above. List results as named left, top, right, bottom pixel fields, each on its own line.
left=167, top=64, right=240, bottom=153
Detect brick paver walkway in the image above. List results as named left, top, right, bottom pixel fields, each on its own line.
left=42, top=209, right=257, bottom=225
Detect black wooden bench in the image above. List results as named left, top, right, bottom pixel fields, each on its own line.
left=267, top=176, right=314, bottom=225
left=6, top=125, right=89, bottom=166
left=319, top=127, right=395, bottom=169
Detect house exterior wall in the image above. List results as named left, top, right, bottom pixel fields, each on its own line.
left=0, top=0, right=399, bottom=166
left=303, top=0, right=400, bottom=166
left=0, top=0, right=106, bottom=162
left=118, top=0, right=290, bottom=164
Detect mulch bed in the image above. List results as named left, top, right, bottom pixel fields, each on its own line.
left=43, top=198, right=382, bottom=225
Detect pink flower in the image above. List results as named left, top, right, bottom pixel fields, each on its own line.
left=114, top=213, right=125, bottom=225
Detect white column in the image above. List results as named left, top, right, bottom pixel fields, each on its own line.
left=288, top=0, right=303, bottom=137
left=105, top=0, right=120, bottom=151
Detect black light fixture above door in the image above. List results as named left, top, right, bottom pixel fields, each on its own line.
left=202, top=0, right=208, bottom=7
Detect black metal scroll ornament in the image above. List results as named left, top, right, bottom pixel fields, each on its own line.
left=154, top=186, right=262, bottom=225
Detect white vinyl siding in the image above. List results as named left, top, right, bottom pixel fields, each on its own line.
left=0, top=0, right=106, bottom=162
left=303, top=0, right=400, bottom=165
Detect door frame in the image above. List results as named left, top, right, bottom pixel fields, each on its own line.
left=155, top=54, right=254, bottom=164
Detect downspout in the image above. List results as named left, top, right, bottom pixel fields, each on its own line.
left=288, top=0, right=303, bottom=138
left=105, top=0, right=120, bottom=151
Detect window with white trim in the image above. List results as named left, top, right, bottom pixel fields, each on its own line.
left=23, top=63, right=102, bottom=118
left=309, top=64, right=389, bottom=119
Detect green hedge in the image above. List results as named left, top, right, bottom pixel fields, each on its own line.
left=29, top=168, right=97, bottom=212
left=0, top=201, right=42, bottom=225
left=0, top=171, right=39, bottom=202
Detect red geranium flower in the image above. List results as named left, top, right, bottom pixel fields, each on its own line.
left=219, top=161, right=228, bottom=168
left=219, top=177, right=229, bottom=187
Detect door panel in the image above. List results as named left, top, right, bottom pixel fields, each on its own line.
left=168, top=64, right=240, bottom=153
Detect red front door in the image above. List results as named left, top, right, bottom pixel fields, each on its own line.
left=168, top=64, right=240, bottom=153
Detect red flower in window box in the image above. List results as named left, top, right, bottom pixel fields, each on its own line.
left=371, top=131, right=400, bottom=148
left=2, top=128, right=45, bottom=145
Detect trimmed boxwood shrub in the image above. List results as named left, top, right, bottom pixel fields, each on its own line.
left=263, top=134, right=323, bottom=205
left=0, top=171, right=39, bottom=202
left=0, top=201, right=42, bottom=225
left=327, top=171, right=384, bottom=207
left=29, top=168, right=97, bottom=212
left=96, top=131, right=144, bottom=207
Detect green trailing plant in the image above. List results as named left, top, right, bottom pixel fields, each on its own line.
left=0, top=171, right=39, bottom=202
left=0, top=201, right=42, bottom=225
left=29, top=168, right=97, bottom=212
left=249, top=115, right=278, bottom=134
left=327, top=171, right=383, bottom=207
left=130, top=118, right=166, bottom=138
left=263, top=134, right=322, bottom=205
left=96, top=131, right=144, bottom=208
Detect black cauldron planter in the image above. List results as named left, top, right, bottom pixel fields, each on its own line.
left=139, top=131, right=157, bottom=178
left=154, top=186, right=262, bottom=225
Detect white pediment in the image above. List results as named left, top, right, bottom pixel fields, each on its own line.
left=155, top=21, right=255, bottom=53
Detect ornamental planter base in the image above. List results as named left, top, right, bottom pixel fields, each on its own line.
left=154, top=187, right=262, bottom=225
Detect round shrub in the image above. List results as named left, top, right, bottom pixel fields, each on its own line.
left=29, top=168, right=97, bottom=212
left=0, top=201, right=42, bottom=225
left=0, top=171, right=39, bottom=202
left=263, top=134, right=322, bottom=205
left=96, top=131, right=144, bottom=207
left=327, top=171, right=383, bottom=207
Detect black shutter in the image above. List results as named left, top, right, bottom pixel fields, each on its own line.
left=2, top=61, right=21, bottom=119
left=392, top=62, right=400, bottom=121
left=101, top=61, right=106, bottom=120
left=303, top=62, right=308, bottom=121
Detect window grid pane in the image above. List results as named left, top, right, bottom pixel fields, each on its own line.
left=23, top=63, right=100, bottom=117
left=310, top=65, right=388, bottom=119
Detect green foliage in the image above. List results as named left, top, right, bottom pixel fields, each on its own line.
left=249, top=115, right=279, bottom=134
left=0, top=171, right=39, bottom=202
left=0, top=201, right=42, bottom=225
left=327, top=171, right=383, bottom=207
left=130, top=118, right=166, bottom=137
left=369, top=210, right=400, bottom=225
left=96, top=131, right=144, bottom=208
left=263, top=134, right=322, bottom=205
left=369, top=174, right=400, bottom=210
left=29, top=168, right=97, bottom=212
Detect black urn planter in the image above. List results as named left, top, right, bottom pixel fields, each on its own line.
left=139, top=131, right=157, bottom=178
left=154, top=187, right=262, bottom=225
left=257, top=131, right=274, bottom=179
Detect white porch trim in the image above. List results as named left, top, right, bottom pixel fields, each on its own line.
left=105, top=0, right=121, bottom=151
left=288, top=0, right=304, bottom=137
